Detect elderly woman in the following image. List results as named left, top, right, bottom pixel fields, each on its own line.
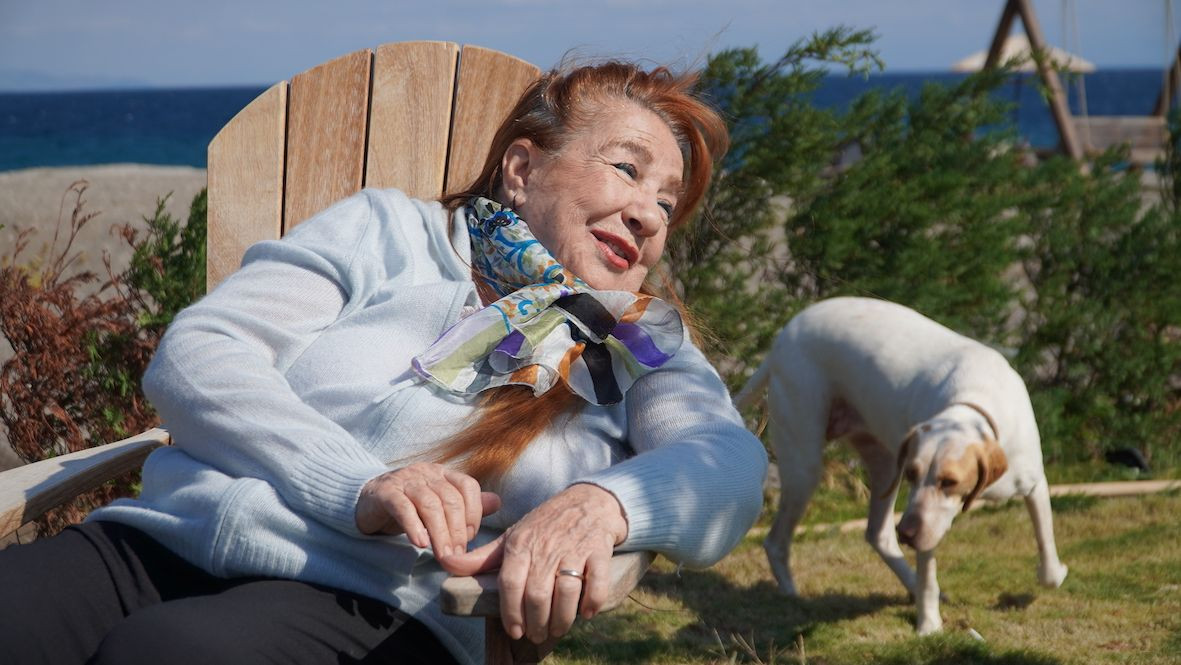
left=0, top=61, right=766, bottom=664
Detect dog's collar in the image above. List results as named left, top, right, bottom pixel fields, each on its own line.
left=951, top=401, right=999, bottom=441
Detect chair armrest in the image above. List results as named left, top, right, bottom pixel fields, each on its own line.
left=0, top=428, right=170, bottom=538
left=440, top=549, right=654, bottom=617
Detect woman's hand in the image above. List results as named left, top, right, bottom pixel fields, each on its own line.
left=356, top=463, right=501, bottom=561
left=445, top=483, right=629, bottom=643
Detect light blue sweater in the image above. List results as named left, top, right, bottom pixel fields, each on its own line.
left=90, top=189, right=767, bottom=664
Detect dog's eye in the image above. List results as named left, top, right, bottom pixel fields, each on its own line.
left=938, top=477, right=958, bottom=490
left=904, top=467, right=919, bottom=484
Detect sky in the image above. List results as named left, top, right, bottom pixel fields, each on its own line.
left=0, top=0, right=1176, bottom=91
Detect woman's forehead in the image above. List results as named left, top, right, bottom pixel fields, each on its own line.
left=571, top=104, right=684, bottom=183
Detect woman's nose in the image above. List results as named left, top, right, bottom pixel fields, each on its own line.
left=624, top=196, right=664, bottom=237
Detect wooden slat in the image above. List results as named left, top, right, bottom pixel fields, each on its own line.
left=365, top=41, right=459, bottom=199
left=284, top=48, right=372, bottom=231
left=440, top=550, right=654, bottom=617
left=206, top=82, right=287, bottom=290
left=445, top=46, right=541, bottom=196
left=1074, top=116, right=1167, bottom=165
left=0, top=429, right=170, bottom=538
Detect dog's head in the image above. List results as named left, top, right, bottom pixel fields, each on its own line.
left=886, top=412, right=1008, bottom=552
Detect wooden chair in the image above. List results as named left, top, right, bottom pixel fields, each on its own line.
left=0, top=41, right=652, bottom=665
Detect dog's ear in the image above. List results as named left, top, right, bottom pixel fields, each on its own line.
left=882, top=429, right=917, bottom=499
left=962, top=437, right=1008, bottom=512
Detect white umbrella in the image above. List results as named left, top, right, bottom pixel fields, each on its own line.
left=952, top=33, right=1096, bottom=73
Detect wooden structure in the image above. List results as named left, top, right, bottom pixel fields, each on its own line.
left=980, top=0, right=1172, bottom=165
left=0, top=41, right=653, bottom=665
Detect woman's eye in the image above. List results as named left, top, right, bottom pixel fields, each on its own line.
left=614, top=162, right=637, bottom=178
left=658, top=201, right=674, bottom=218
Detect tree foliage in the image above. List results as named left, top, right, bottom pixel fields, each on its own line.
left=669, top=29, right=1181, bottom=468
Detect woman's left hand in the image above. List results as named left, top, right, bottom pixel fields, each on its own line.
left=443, top=483, right=628, bottom=643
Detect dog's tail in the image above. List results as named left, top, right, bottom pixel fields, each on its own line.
left=732, top=359, right=771, bottom=411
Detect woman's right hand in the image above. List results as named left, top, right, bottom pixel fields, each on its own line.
left=356, top=463, right=501, bottom=560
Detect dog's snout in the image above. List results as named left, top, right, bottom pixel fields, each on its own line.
left=896, top=518, right=918, bottom=548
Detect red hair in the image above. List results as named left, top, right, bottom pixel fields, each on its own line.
left=437, top=61, right=729, bottom=483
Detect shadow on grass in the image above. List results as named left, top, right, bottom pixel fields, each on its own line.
left=555, top=566, right=903, bottom=661
left=651, top=567, right=901, bottom=637
left=868, top=635, right=1065, bottom=665
left=557, top=566, right=1068, bottom=664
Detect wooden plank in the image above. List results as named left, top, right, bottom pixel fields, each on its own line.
left=1074, top=116, right=1167, bottom=165
left=440, top=550, right=654, bottom=617
left=365, top=41, right=459, bottom=200
left=445, top=46, right=540, bottom=196
left=284, top=48, right=372, bottom=231
left=1047, top=479, right=1181, bottom=498
left=0, top=429, right=170, bottom=538
left=207, top=82, right=287, bottom=290
left=1075, top=116, right=1167, bottom=149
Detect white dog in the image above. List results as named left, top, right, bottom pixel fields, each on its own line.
left=734, top=297, right=1067, bottom=634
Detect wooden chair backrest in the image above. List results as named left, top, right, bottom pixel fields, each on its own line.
left=206, top=41, right=541, bottom=290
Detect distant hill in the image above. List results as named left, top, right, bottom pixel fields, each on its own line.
left=0, top=68, right=151, bottom=92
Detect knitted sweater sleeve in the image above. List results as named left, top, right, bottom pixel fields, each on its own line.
left=141, top=190, right=417, bottom=537
left=577, top=340, right=768, bottom=568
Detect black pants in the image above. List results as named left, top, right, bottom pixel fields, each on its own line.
left=0, top=521, right=459, bottom=665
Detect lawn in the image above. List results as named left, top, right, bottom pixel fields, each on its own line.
left=550, top=488, right=1181, bottom=664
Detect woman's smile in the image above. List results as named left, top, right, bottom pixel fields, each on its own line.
left=591, top=229, right=638, bottom=270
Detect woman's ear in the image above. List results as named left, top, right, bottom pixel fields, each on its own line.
left=500, top=138, right=537, bottom=205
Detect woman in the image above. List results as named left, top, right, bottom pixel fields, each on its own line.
left=0, top=60, right=766, bottom=664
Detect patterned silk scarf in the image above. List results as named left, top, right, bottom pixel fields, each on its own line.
left=412, top=197, right=684, bottom=406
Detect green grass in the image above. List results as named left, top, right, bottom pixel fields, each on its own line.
left=550, top=490, right=1181, bottom=664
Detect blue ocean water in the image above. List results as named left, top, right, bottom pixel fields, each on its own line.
left=0, top=69, right=1168, bottom=172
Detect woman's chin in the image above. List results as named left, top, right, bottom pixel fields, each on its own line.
left=579, top=267, right=644, bottom=292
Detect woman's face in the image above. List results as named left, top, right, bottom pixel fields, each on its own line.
left=505, top=102, right=684, bottom=292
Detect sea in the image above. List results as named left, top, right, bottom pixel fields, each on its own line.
left=0, top=69, right=1169, bottom=172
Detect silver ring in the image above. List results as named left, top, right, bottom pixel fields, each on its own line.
left=556, top=568, right=585, bottom=581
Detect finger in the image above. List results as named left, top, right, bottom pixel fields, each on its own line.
left=444, top=469, right=484, bottom=542
left=431, top=480, right=470, bottom=556
left=405, top=485, right=453, bottom=558
left=580, top=547, right=611, bottom=620
left=549, top=562, right=586, bottom=638
left=523, top=565, right=556, bottom=644
left=481, top=492, right=502, bottom=519
left=498, top=548, right=530, bottom=641
left=386, top=493, right=429, bottom=547
left=439, top=536, right=504, bottom=576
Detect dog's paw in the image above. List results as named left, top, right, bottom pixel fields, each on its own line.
left=1039, top=563, right=1068, bottom=588
left=774, top=579, right=800, bottom=597
left=916, top=617, right=943, bottom=636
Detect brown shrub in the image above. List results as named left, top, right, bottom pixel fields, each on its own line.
left=0, top=181, right=161, bottom=535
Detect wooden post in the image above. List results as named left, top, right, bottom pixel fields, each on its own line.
left=981, top=0, right=1084, bottom=160
left=1013, top=0, right=1084, bottom=159
left=982, top=0, right=1019, bottom=70
left=1152, top=42, right=1181, bottom=117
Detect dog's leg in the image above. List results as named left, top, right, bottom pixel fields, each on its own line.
left=914, top=549, right=942, bottom=634
left=1024, top=477, right=1068, bottom=588
left=764, top=446, right=821, bottom=597
left=855, top=434, right=918, bottom=596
